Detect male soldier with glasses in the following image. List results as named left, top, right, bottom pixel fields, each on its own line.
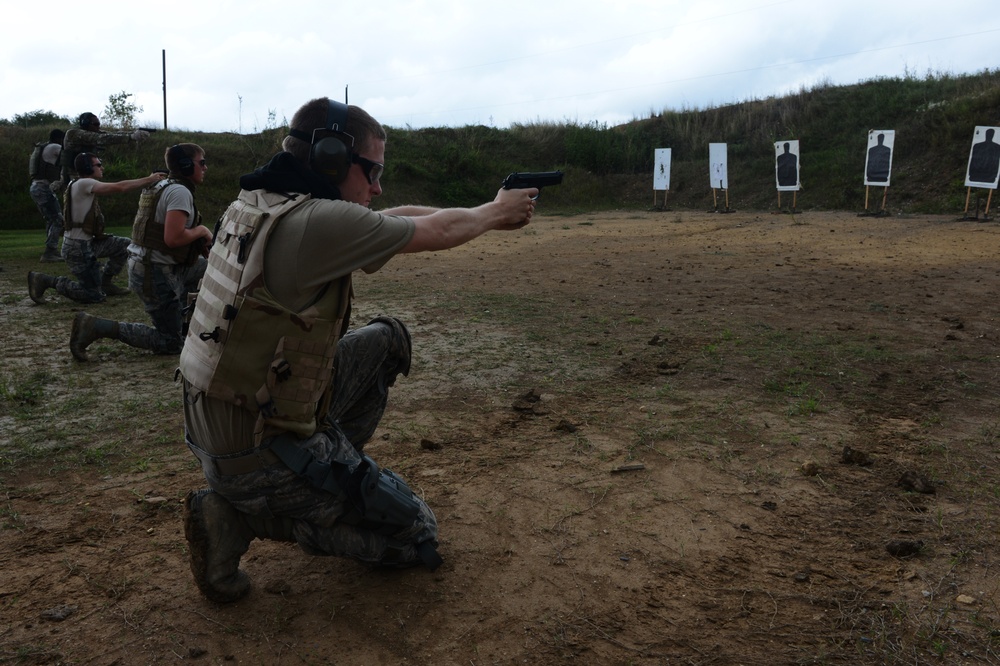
left=69, top=143, right=213, bottom=361
left=28, top=153, right=165, bottom=305
left=178, top=96, right=536, bottom=603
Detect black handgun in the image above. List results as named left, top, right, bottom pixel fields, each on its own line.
left=502, top=171, right=564, bottom=198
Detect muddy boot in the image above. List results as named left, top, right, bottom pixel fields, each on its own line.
left=40, top=248, right=64, bottom=263
left=28, top=271, right=56, bottom=304
left=70, top=312, right=120, bottom=361
left=101, top=274, right=130, bottom=297
left=184, top=490, right=255, bottom=604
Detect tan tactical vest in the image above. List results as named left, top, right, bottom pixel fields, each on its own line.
left=130, top=179, right=204, bottom=264
left=179, top=189, right=352, bottom=439
left=63, top=179, right=105, bottom=236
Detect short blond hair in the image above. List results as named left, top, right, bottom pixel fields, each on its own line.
left=164, top=143, right=204, bottom=176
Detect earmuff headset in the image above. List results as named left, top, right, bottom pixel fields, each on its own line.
left=76, top=152, right=95, bottom=177
left=289, top=99, right=355, bottom=183
left=168, top=144, right=195, bottom=177
left=78, top=112, right=98, bottom=129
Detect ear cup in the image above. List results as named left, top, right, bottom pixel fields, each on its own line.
left=311, top=136, right=351, bottom=181
left=310, top=100, right=354, bottom=183
left=76, top=153, right=94, bottom=176
left=169, top=145, right=195, bottom=176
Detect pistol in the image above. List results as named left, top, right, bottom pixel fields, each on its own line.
left=502, top=171, right=564, bottom=198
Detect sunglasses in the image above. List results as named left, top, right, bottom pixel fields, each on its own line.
left=352, top=154, right=384, bottom=185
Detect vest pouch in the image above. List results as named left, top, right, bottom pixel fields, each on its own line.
left=190, top=289, right=339, bottom=432
left=259, top=335, right=337, bottom=435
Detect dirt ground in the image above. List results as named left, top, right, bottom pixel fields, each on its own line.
left=2, top=209, right=1000, bottom=665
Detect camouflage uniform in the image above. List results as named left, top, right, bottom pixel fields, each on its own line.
left=60, top=127, right=144, bottom=187
left=30, top=182, right=64, bottom=257
left=29, top=140, right=65, bottom=258
left=124, top=259, right=205, bottom=353
left=181, top=180, right=439, bottom=576
left=56, top=234, right=129, bottom=303
left=122, top=180, right=207, bottom=354
left=52, top=175, right=130, bottom=303
left=186, top=319, right=437, bottom=563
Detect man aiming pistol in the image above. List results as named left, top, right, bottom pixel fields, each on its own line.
left=502, top=171, right=564, bottom=198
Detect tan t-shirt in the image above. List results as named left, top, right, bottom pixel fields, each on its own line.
left=64, top=178, right=100, bottom=241
left=264, top=197, right=414, bottom=311
left=184, top=194, right=415, bottom=454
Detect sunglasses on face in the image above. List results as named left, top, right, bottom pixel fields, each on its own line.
left=352, top=154, right=383, bottom=185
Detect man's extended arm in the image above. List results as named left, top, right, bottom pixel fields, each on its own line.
left=381, top=205, right=440, bottom=216
left=91, top=172, right=166, bottom=195
left=400, top=187, right=536, bottom=253
left=65, top=128, right=139, bottom=151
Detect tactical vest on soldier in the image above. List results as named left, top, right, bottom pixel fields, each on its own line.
left=131, top=179, right=204, bottom=265
left=29, top=142, right=61, bottom=182
left=180, top=190, right=352, bottom=442
left=63, top=180, right=105, bottom=237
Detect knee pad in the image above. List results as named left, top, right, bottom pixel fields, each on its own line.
left=348, top=456, right=421, bottom=535
left=350, top=459, right=441, bottom=569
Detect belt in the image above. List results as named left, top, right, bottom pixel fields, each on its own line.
left=187, top=439, right=282, bottom=476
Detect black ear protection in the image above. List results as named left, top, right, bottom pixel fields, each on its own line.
left=169, top=144, right=195, bottom=176
left=76, top=152, right=95, bottom=176
left=289, top=100, right=355, bottom=183
left=311, top=100, right=354, bottom=182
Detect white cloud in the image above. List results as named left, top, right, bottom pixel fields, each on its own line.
left=1, top=0, right=996, bottom=132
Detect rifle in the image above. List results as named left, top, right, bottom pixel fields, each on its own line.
left=135, top=128, right=160, bottom=133
left=502, top=171, right=564, bottom=199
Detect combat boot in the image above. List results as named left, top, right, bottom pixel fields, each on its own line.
left=183, top=490, right=255, bottom=604
left=70, top=312, right=120, bottom=361
left=40, top=248, right=64, bottom=263
left=27, top=271, right=57, bottom=304
left=101, top=274, right=130, bottom=297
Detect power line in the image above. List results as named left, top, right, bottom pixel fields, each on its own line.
left=376, top=26, right=1000, bottom=123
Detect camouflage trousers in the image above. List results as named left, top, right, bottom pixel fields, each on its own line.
left=29, top=181, right=63, bottom=253
left=57, top=235, right=129, bottom=303
left=188, top=317, right=437, bottom=565
left=121, top=257, right=206, bottom=354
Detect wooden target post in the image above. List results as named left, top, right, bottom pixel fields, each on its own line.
left=711, top=187, right=731, bottom=213
left=859, top=185, right=889, bottom=217
left=777, top=190, right=798, bottom=213
left=962, top=187, right=995, bottom=221
left=653, top=188, right=669, bottom=209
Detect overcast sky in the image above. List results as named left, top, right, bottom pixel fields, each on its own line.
left=3, top=0, right=997, bottom=133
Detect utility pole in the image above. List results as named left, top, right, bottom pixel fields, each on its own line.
left=162, top=50, right=168, bottom=130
